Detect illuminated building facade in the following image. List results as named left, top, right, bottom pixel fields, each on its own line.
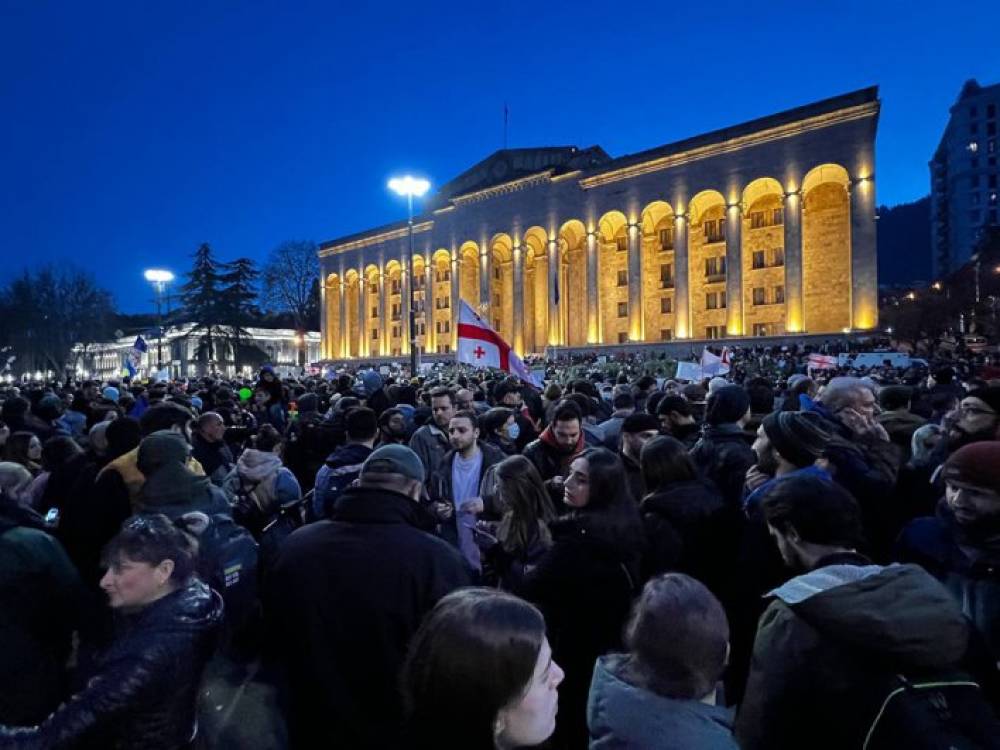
left=319, top=87, right=879, bottom=360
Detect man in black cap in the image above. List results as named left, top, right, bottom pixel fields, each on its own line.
left=690, top=384, right=756, bottom=508
left=619, top=412, right=661, bottom=502
left=265, top=444, right=469, bottom=749
left=744, top=411, right=834, bottom=511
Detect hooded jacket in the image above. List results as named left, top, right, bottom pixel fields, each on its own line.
left=689, top=424, right=757, bottom=509
left=134, top=432, right=229, bottom=520
left=588, top=654, right=739, bottom=750
left=222, top=448, right=301, bottom=516
left=311, top=442, right=373, bottom=520
left=735, top=554, right=972, bottom=750
left=0, top=580, right=222, bottom=750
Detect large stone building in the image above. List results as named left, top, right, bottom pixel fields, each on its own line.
left=930, top=79, right=1000, bottom=278
left=319, top=87, right=880, bottom=360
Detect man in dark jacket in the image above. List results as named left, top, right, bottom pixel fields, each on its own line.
left=690, top=385, right=756, bottom=509
left=876, top=385, right=925, bottom=462
left=265, top=445, right=469, bottom=750
left=656, top=395, right=701, bottom=448
left=523, top=400, right=586, bottom=504
left=896, top=441, right=1000, bottom=664
left=736, top=474, right=978, bottom=750
left=618, top=412, right=660, bottom=503
left=408, top=387, right=454, bottom=483
left=312, top=407, right=377, bottom=520
left=191, top=412, right=235, bottom=486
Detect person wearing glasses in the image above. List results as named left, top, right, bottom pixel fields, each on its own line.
left=945, top=386, right=1000, bottom=452
left=0, top=514, right=223, bottom=750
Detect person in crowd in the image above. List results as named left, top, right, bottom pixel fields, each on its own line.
left=224, top=422, right=301, bottom=522
left=0, top=463, right=32, bottom=506
left=265, top=445, right=469, bottom=749
left=735, top=474, right=977, bottom=750
left=401, top=588, right=564, bottom=750
left=876, top=385, right=926, bottom=462
left=58, top=393, right=89, bottom=439
left=779, top=374, right=815, bottom=412
left=478, top=455, right=556, bottom=590
left=455, top=388, right=476, bottom=412
left=409, top=387, right=455, bottom=483
left=86, top=421, right=111, bottom=463
left=895, top=422, right=946, bottom=523
left=896, top=441, right=1000, bottom=663
left=744, top=377, right=776, bottom=438
left=135, top=430, right=230, bottom=520
left=431, top=410, right=505, bottom=574
left=493, top=379, right=537, bottom=451
left=945, top=386, right=1000, bottom=451
left=250, top=385, right=286, bottom=431
left=0, top=514, right=222, bottom=749
left=523, top=400, right=587, bottom=505
left=3, top=432, right=41, bottom=477
left=356, top=369, right=390, bottom=416
left=561, top=393, right=605, bottom=447
left=618, top=412, right=660, bottom=503
left=588, top=573, right=738, bottom=750
left=376, top=407, right=409, bottom=446
left=518, top=447, right=643, bottom=749
left=655, top=395, right=701, bottom=448
left=598, top=392, right=636, bottom=451
left=312, top=407, right=376, bottom=520
left=480, top=407, right=519, bottom=456
left=690, top=385, right=756, bottom=509
left=638, top=436, right=730, bottom=590
left=32, top=436, right=88, bottom=516
left=0, top=489, right=87, bottom=727
left=0, top=398, right=52, bottom=441
left=743, top=411, right=833, bottom=511
left=190, top=411, right=235, bottom=486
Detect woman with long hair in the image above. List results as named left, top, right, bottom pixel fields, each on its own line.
left=479, top=455, right=556, bottom=589
left=0, top=513, right=222, bottom=749
left=401, top=588, right=564, bottom=749
left=517, top=447, right=644, bottom=749
left=3, top=432, right=41, bottom=477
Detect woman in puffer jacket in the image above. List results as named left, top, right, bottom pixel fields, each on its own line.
left=0, top=513, right=223, bottom=750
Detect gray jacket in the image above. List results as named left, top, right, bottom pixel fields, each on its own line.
left=408, top=423, right=451, bottom=484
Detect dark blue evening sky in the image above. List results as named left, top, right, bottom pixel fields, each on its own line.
left=2, top=1, right=999, bottom=312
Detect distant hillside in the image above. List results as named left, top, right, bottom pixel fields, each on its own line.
left=877, top=196, right=931, bottom=286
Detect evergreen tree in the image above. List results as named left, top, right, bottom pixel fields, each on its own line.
left=218, top=257, right=260, bottom=367
left=180, top=243, right=227, bottom=372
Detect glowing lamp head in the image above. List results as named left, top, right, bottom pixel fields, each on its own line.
left=144, top=269, right=175, bottom=284
left=388, top=176, right=431, bottom=198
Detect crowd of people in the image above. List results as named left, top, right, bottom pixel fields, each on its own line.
left=1, top=344, right=1000, bottom=748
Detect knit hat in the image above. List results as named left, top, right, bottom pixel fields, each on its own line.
left=705, top=385, right=751, bottom=426
left=762, top=411, right=833, bottom=468
left=943, top=442, right=1000, bottom=495
left=102, top=386, right=120, bottom=403
left=360, top=444, right=424, bottom=484
left=681, top=384, right=707, bottom=404
left=622, top=412, right=661, bottom=434
left=358, top=370, right=383, bottom=397
left=297, top=393, right=319, bottom=413
left=967, top=386, right=1000, bottom=416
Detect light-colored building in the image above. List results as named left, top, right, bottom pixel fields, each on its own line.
left=319, top=88, right=880, bottom=360
left=71, top=325, right=321, bottom=380
left=930, top=79, right=1000, bottom=278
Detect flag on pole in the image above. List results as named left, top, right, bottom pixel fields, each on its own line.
left=700, top=347, right=723, bottom=377
left=720, top=346, right=731, bottom=375
left=457, top=299, right=541, bottom=387
left=124, top=335, right=147, bottom=377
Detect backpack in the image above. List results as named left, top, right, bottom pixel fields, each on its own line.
left=862, top=671, right=1000, bottom=750
left=187, top=513, right=260, bottom=658
left=231, top=476, right=303, bottom=571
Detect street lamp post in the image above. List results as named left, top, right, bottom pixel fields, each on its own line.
left=389, top=175, right=431, bottom=376
left=144, top=269, right=175, bottom=374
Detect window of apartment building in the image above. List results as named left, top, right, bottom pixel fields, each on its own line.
left=990, top=174, right=998, bottom=188
left=371, top=329, right=379, bottom=340
left=704, top=219, right=726, bottom=243
left=493, top=294, right=501, bottom=308
left=660, top=296, right=672, bottom=314
left=705, top=326, right=725, bottom=339
left=752, top=323, right=770, bottom=337
left=988, top=104, right=996, bottom=119
left=436, top=297, right=450, bottom=310
left=989, top=122, right=997, bottom=137
left=972, top=175, right=980, bottom=188
left=618, top=332, right=628, bottom=344
left=369, top=282, right=378, bottom=294
left=752, top=250, right=766, bottom=269
left=494, top=266, right=502, bottom=280
left=371, top=306, right=378, bottom=319
left=418, top=322, right=426, bottom=335
left=391, top=280, right=401, bottom=294
left=705, top=256, right=727, bottom=277
left=617, top=302, right=628, bottom=318
left=773, top=247, right=785, bottom=266
left=415, top=275, right=426, bottom=289
left=393, top=303, right=402, bottom=319
left=752, top=287, right=766, bottom=306
left=437, top=344, right=451, bottom=354
left=659, top=227, right=674, bottom=250
left=971, top=210, right=981, bottom=223
left=660, top=263, right=673, bottom=286
left=750, top=211, right=766, bottom=229
left=617, top=270, right=628, bottom=286
left=706, top=292, right=718, bottom=310
left=772, top=207, right=784, bottom=225
left=774, top=285, right=785, bottom=304
left=392, top=325, right=400, bottom=338
left=435, top=269, right=450, bottom=282
left=721, top=291, right=727, bottom=308
left=989, top=139, right=997, bottom=154
left=616, top=237, right=628, bottom=253
left=660, top=329, right=673, bottom=341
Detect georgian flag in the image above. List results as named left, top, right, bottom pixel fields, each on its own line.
left=457, top=300, right=542, bottom=387
left=700, top=346, right=731, bottom=377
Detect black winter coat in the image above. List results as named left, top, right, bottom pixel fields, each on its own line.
left=0, top=580, right=222, bottom=750
left=265, top=486, right=469, bottom=750
left=690, top=424, right=757, bottom=509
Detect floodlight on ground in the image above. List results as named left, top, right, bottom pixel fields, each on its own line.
left=388, top=176, right=431, bottom=198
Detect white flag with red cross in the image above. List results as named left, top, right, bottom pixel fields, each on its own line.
left=456, top=300, right=541, bottom=387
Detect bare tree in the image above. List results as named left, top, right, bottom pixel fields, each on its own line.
left=261, top=240, right=320, bottom=331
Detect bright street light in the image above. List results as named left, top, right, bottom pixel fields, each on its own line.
left=389, top=174, right=432, bottom=375
left=388, top=176, right=430, bottom=198
left=144, top=269, right=175, bottom=284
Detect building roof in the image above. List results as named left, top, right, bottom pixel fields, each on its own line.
left=320, top=86, right=879, bottom=252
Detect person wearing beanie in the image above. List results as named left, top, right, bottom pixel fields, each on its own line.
left=946, top=385, right=1000, bottom=452
left=265, top=442, right=468, bottom=749
left=134, top=431, right=230, bottom=520
left=744, top=411, right=833, bottom=512
left=619, top=412, right=661, bottom=503
left=690, top=385, right=756, bottom=509
left=896, top=441, right=1000, bottom=664
left=102, top=386, right=120, bottom=404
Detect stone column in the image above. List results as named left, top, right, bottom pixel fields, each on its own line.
left=358, top=270, right=368, bottom=358
left=849, top=176, right=878, bottom=330
left=400, top=252, right=411, bottom=357
left=424, top=254, right=434, bottom=353
left=512, top=245, right=525, bottom=356
left=547, top=238, right=560, bottom=347
left=783, top=191, right=804, bottom=333
left=319, top=277, right=328, bottom=359
left=674, top=215, right=689, bottom=338
left=338, top=275, right=346, bottom=359
left=451, top=254, right=461, bottom=352
left=627, top=222, right=643, bottom=341
left=586, top=231, right=599, bottom=343
left=725, top=203, right=743, bottom=336
left=379, top=270, right=389, bottom=357
left=480, top=248, right=492, bottom=316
